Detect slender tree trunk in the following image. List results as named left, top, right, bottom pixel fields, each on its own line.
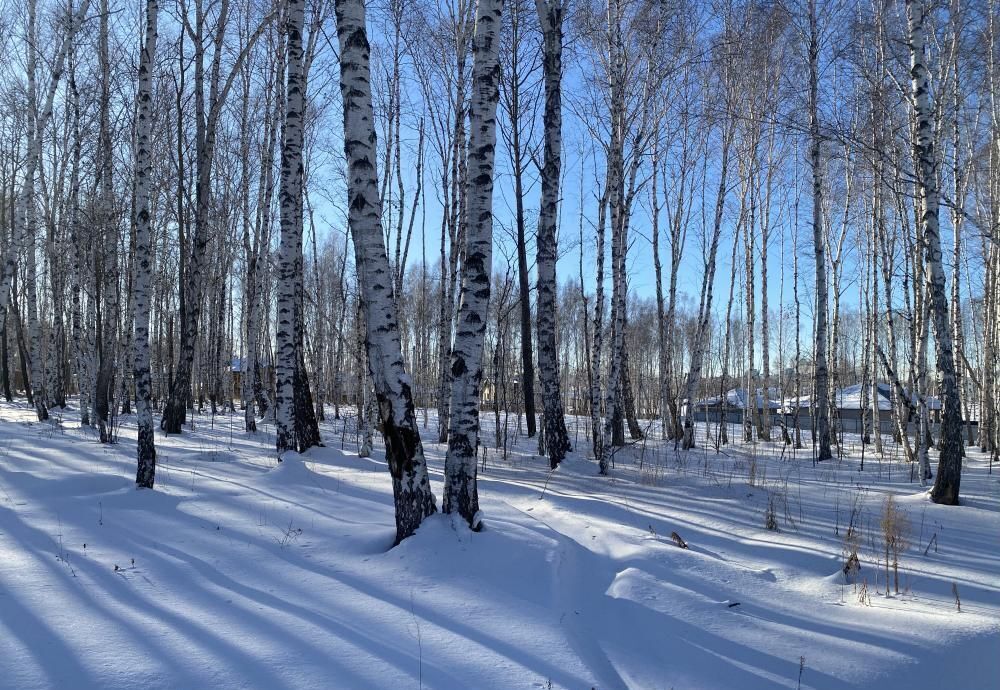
left=275, top=0, right=306, bottom=455
left=248, top=38, right=283, bottom=429
left=23, top=0, right=48, bottom=422
left=681, top=117, right=732, bottom=450
left=906, top=0, right=963, bottom=503
left=0, top=309, right=9, bottom=402
left=291, top=9, right=323, bottom=451
left=68, top=31, right=90, bottom=424
left=134, top=0, right=159, bottom=488
left=443, top=0, right=504, bottom=527
left=94, top=0, right=120, bottom=442
left=651, top=136, right=668, bottom=440
left=719, top=221, right=740, bottom=448
left=535, top=0, right=570, bottom=466
left=503, top=1, right=536, bottom=439
left=758, top=128, right=778, bottom=443
left=589, top=187, right=608, bottom=462
left=599, top=0, right=627, bottom=474
left=437, top=8, right=473, bottom=444
left=594, top=184, right=616, bottom=469
left=11, top=285, right=33, bottom=407
left=808, top=0, right=832, bottom=460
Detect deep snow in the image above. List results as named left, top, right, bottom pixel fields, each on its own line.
left=0, top=400, right=997, bottom=690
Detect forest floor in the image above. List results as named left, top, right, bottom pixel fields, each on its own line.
left=0, top=399, right=997, bottom=690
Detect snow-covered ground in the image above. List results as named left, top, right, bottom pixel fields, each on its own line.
left=0, top=400, right=997, bottom=690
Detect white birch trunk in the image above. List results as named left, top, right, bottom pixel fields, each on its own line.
left=134, top=0, right=158, bottom=488
left=275, top=0, right=305, bottom=455
left=443, top=0, right=504, bottom=526
left=94, top=0, right=119, bottom=443
left=335, top=0, right=437, bottom=543
left=437, top=9, right=473, bottom=444
left=534, top=0, right=570, bottom=467
left=599, top=0, right=626, bottom=474
left=808, top=0, right=833, bottom=460
left=651, top=137, right=668, bottom=440
left=24, top=170, right=47, bottom=421
left=67, top=30, right=91, bottom=426
left=906, top=0, right=964, bottom=503
left=21, top=0, right=42, bottom=421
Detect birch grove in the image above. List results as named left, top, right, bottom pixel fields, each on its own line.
left=0, top=0, right=993, bottom=538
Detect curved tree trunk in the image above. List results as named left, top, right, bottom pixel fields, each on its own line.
left=906, top=0, right=963, bottom=504
left=334, top=0, right=437, bottom=543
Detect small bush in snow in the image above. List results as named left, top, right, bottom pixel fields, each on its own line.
left=857, top=578, right=872, bottom=606
left=880, top=495, right=910, bottom=595
left=764, top=492, right=779, bottom=531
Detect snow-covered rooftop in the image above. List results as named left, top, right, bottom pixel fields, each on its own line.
left=693, top=388, right=782, bottom=410
left=784, top=382, right=941, bottom=411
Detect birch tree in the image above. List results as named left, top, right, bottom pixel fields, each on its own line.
left=589, top=186, right=608, bottom=464
left=500, top=0, right=537, bottom=439
left=807, top=0, right=833, bottom=461
left=535, top=0, right=571, bottom=466
left=244, top=23, right=284, bottom=432
left=598, top=0, right=627, bottom=474
left=69, top=31, right=93, bottom=427
left=23, top=0, right=48, bottom=422
left=134, top=0, right=159, bottom=488
left=275, top=0, right=307, bottom=455
left=443, top=0, right=505, bottom=526
left=905, top=0, right=963, bottom=504
left=435, top=1, right=474, bottom=444
left=91, top=0, right=120, bottom=442
left=335, top=0, right=437, bottom=543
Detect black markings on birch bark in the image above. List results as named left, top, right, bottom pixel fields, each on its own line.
left=134, top=0, right=159, bottom=488
left=534, top=0, right=570, bottom=466
left=905, top=0, right=963, bottom=503
left=808, top=0, right=833, bottom=461
left=443, top=0, right=505, bottom=525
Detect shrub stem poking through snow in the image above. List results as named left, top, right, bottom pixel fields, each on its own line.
left=880, top=495, right=910, bottom=595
